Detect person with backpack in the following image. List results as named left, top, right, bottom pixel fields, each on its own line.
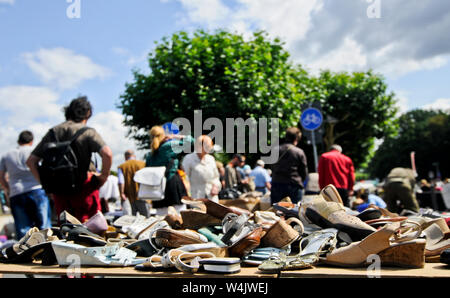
left=26, top=96, right=113, bottom=224
left=0, top=130, right=52, bottom=239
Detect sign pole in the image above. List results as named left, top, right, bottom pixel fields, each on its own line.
left=311, top=130, right=318, bottom=172
left=300, top=106, right=323, bottom=173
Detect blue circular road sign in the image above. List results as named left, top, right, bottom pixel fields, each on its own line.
left=162, top=122, right=180, bottom=135
left=301, top=108, right=323, bottom=131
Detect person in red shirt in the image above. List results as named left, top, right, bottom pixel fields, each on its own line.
left=318, top=144, right=355, bottom=207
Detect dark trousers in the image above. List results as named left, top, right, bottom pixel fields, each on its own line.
left=336, top=188, right=350, bottom=207
left=270, top=182, right=303, bottom=204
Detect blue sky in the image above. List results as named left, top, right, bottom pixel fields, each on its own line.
left=1, top=0, right=450, bottom=169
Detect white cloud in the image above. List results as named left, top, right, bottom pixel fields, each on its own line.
left=0, top=85, right=145, bottom=171
left=422, top=98, right=450, bottom=111
left=112, top=47, right=149, bottom=68
left=165, top=0, right=450, bottom=77
left=0, top=86, right=63, bottom=159
left=22, top=48, right=111, bottom=90
left=0, top=86, right=63, bottom=127
left=178, top=0, right=231, bottom=29
left=0, top=0, right=14, bottom=4
left=394, top=90, right=410, bottom=116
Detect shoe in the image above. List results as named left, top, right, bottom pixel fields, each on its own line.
left=299, top=195, right=376, bottom=242
left=364, top=216, right=409, bottom=229
left=320, top=184, right=344, bottom=205
left=113, top=215, right=139, bottom=228
left=60, top=224, right=107, bottom=247
left=221, top=213, right=257, bottom=246
left=178, top=242, right=229, bottom=258
left=229, top=226, right=263, bottom=258
left=122, top=216, right=161, bottom=239
left=0, top=228, right=59, bottom=264
left=135, top=249, right=184, bottom=271
left=52, top=241, right=146, bottom=267
left=84, top=211, right=109, bottom=236
left=242, top=247, right=290, bottom=266
left=422, top=221, right=450, bottom=263
left=440, top=248, right=450, bottom=265
left=186, top=197, right=251, bottom=219
left=154, top=228, right=208, bottom=248
left=59, top=211, right=82, bottom=225
left=180, top=210, right=222, bottom=230
left=261, top=218, right=303, bottom=249
left=272, top=202, right=299, bottom=219
left=174, top=251, right=216, bottom=273
left=258, top=228, right=339, bottom=273
left=125, top=239, right=157, bottom=257
left=164, top=206, right=183, bottom=229
left=356, top=208, right=383, bottom=222
left=254, top=211, right=281, bottom=228
left=220, top=196, right=261, bottom=213
left=138, top=219, right=170, bottom=241
left=323, top=221, right=426, bottom=268
left=197, top=227, right=226, bottom=246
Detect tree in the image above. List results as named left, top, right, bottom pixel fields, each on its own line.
left=119, top=29, right=309, bottom=164
left=300, top=70, right=399, bottom=168
left=368, top=109, right=450, bottom=180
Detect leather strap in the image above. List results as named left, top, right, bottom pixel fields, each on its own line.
left=174, top=251, right=215, bottom=273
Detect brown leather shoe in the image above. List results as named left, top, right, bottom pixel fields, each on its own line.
left=197, top=198, right=251, bottom=219
left=155, top=228, right=209, bottom=248
left=261, top=218, right=302, bottom=249
left=164, top=206, right=183, bottom=229
left=180, top=210, right=222, bottom=230
left=229, top=226, right=263, bottom=258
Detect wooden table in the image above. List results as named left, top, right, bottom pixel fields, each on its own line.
left=0, top=262, right=448, bottom=278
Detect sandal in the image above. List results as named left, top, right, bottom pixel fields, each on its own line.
left=174, top=251, right=216, bottom=273
left=242, top=247, right=289, bottom=266
left=221, top=213, right=258, bottom=246
left=323, top=221, right=426, bottom=268
left=258, top=228, right=339, bottom=273
left=52, top=241, right=146, bottom=267
left=0, top=228, right=59, bottom=265
left=135, top=249, right=184, bottom=271
left=60, top=224, right=107, bottom=247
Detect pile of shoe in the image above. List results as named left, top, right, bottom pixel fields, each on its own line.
left=257, top=184, right=450, bottom=272
left=1, top=185, right=449, bottom=274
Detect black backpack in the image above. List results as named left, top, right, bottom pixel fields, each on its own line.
left=38, top=127, right=90, bottom=195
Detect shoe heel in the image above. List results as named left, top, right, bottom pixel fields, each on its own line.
left=378, top=241, right=425, bottom=268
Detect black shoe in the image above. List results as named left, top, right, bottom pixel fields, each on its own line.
left=441, top=248, right=450, bottom=266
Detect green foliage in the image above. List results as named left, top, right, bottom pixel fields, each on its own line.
left=119, top=29, right=399, bottom=169
left=308, top=70, right=399, bottom=168
left=369, top=109, right=450, bottom=180
left=119, top=29, right=308, bottom=157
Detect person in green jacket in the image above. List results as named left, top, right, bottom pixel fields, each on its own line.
left=146, top=125, right=193, bottom=213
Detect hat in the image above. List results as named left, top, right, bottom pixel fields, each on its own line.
left=256, top=160, right=265, bottom=167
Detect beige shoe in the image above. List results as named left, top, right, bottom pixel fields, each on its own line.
left=320, top=185, right=344, bottom=205
left=324, top=221, right=425, bottom=268
left=299, top=195, right=376, bottom=242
